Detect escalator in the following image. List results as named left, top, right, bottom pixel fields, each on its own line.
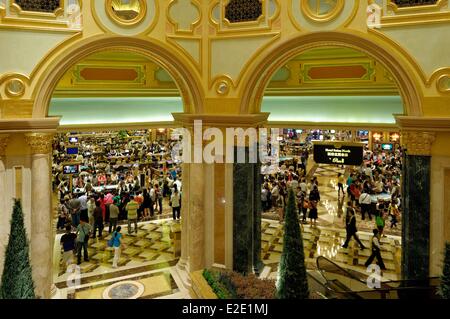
left=313, top=256, right=440, bottom=299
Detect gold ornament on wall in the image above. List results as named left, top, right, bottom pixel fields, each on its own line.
left=215, top=76, right=232, bottom=95
left=437, top=75, right=450, bottom=94
left=105, top=0, right=147, bottom=26
left=5, top=78, right=25, bottom=98
left=301, top=0, right=345, bottom=23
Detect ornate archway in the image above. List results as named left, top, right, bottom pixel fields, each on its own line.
left=240, top=31, right=423, bottom=117
left=32, top=34, right=204, bottom=118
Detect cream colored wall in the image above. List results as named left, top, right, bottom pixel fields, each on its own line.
left=382, top=24, right=450, bottom=81
left=0, top=29, right=72, bottom=76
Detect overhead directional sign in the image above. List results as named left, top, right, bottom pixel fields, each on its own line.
left=313, top=141, right=364, bottom=166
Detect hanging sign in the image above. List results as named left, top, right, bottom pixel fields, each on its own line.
left=313, top=141, right=364, bottom=166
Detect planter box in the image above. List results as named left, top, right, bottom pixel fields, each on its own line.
left=189, top=270, right=218, bottom=299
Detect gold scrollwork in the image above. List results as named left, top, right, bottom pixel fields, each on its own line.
left=437, top=75, right=450, bottom=93
left=105, top=0, right=147, bottom=27
left=301, top=0, right=345, bottom=23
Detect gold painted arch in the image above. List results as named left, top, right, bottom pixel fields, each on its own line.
left=32, top=35, right=204, bottom=118
left=240, top=31, right=424, bottom=117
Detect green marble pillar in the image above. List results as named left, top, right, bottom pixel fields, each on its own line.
left=233, top=147, right=263, bottom=274
left=402, top=154, right=431, bottom=282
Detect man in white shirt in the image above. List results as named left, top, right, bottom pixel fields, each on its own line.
left=299, top=178, right=307, bottom=193
left=173, top=177, right=182, bottom=192
left=359, top=191, right=372, bottom=220
left=271, top=183, right=280, bottom=208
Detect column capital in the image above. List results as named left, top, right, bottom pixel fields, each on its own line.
left=25, top=133, right=54, bottom=155
left=401, top=131, right=436, bottom=156
left=0, top=134, right=10, bottom=156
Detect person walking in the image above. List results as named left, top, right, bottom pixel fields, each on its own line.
left=109, top=200, right=120, bottom=234
left=87, top=196, right=96, bottom=232
left=60, top=225, right=77, bottom=269
left=111, top=226, right=124, bottom=269
left=93, top=200, right=104, bottom=239
left=364, top=229, right=387, bottom=270
left=126, top=195, right=139, bottom=235
left=388, top=200, right=400, bottom=229
left=155, top=184, right=163, bottom=214
left=376, top=209, right=386, bottom=237
left=142, top=188, right=152, bottom=219
left=68, top=195, right=81, bottom=227
left=342, top=202, right=366, bottom=249
left=170, top=185, right=181, bottom=221
left=308, top=185, right=320, bottom=227
left=359, top=190, right=372, bottom=221
left=76, top=219, right=91, bottom=265
left=337, top=173, right=345, bottom=197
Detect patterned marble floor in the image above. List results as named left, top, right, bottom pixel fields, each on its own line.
left=261, top=163, right=402, bottom=281
left=261, top=219, right=401, bottom=281
left=69, top=270, right=180, bottom=299
left=54, top=219, right=180, bottom=285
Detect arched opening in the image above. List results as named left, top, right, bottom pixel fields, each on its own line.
left=240, top=31, right=422, bottom=116
left=250, top=35, right=416, bottom=284
left=33, top=35, right=204, bottom=117
left=34, top=36, right=202, bottom=298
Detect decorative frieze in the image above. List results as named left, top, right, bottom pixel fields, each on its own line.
left=0, top=134, right=9, bottom=156
left=25, top=133, right=54, bottom=154
left=392, top=0, right=439, bottom=8
left=402, top=131, right=436, bottom=156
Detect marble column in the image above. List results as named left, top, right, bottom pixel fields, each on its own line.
left=25, top=133, right=54, bottom=299
left=188, top=163, right=205, bottom=272
left=176, top=162, right=191, bottom=286
left=233, top=147, right=262, bottom=274
left=0, top=135, right=10, bottom=278
left=401, top=131, right=435, bottom=282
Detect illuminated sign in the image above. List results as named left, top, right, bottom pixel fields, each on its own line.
left=63, top=164, right=79, bottom=174
left=313, top=142, right=363, bottom=166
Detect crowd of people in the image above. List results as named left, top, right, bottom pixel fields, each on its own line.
left=261, top=136, right=402, bottom=234
left=54, top=131, right=183, bottom=267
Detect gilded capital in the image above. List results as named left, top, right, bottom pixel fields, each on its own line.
left=25, top=133, right=54, bottom=155
left=0, top=134, right=10, bottom=156
left=402, top=131, right=436, bottom=156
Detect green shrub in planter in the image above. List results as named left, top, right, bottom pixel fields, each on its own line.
left=277, top=188, right=309, bottom=299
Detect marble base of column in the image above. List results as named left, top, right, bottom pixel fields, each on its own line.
left=402, top=154, right=431, bottom=282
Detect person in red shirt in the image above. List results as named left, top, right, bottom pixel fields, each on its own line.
left=97, top=193, right=106, bottom=220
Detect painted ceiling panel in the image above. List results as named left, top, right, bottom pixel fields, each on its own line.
left=262, top=96, right=403, bottom=123
left=49, top=97, right=183, bottom=126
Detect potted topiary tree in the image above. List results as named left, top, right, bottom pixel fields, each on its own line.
left=0, top=199, right=35, bottom=299
left=277, top=188, right=309, bottom=299
left=439, top=242, right=450, bottom=299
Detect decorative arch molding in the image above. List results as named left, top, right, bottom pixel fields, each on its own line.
left=32, top=35, right=204, bottom=118
left=239, top=31, right=423, bottom=117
